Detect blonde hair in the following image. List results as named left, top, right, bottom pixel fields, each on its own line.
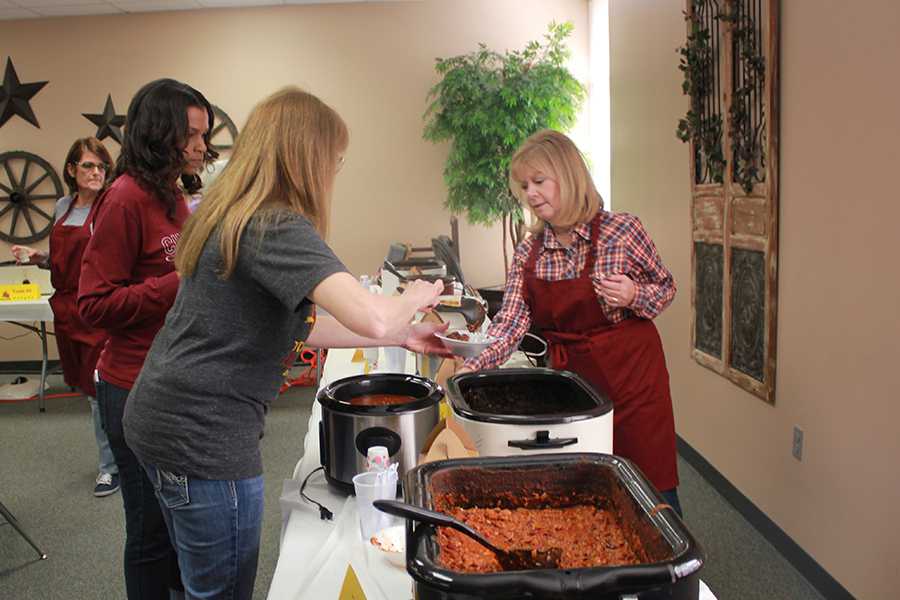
left=508, top=129, right=602, bottom=233
left=177, top=87, right=349, bottom=278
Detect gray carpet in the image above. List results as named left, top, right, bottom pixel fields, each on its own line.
left=0, top=373, right=825, bottom=600
left=0, top=373, right=310, bottom=600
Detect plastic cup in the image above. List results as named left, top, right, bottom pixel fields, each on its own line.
left=416, top=352, right=443, bottom=380
left=382, top=347, right=408, bottom=373
left=363, top=346, right=379, bottom=368
left=352, top=469, right=399, bottom=540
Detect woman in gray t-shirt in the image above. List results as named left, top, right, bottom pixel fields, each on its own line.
left=124, top=88, right=446, bottom=600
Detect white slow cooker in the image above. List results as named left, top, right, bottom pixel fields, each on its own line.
left=445, top=368, right=613, bottom=456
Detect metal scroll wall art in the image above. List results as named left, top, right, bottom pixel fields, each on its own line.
left=677, top=0, right=780, bottom=403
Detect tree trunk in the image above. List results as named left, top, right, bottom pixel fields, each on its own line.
left=502, top=216, right=510, bottom=283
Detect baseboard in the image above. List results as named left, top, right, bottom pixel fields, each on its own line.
left=0, top=360, right=61, bottom=374
left=676, top=436, right=855, bottom=600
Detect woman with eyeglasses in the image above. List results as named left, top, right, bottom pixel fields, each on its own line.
left=10, top=137, right=119, bottom=498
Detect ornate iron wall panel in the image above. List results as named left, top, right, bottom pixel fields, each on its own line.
left=694, top=242, right=724, bottom=358
left=682, top=0, right=779, bottom=403
left=730, top=248, right=765, bottom=381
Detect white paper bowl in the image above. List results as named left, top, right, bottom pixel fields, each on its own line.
left=370, top=525, right=405, bottom=568
left=434, top=330, right=497, bottom=358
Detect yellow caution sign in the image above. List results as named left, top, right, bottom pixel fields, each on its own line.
left=337, top=564, right=367, bottom=600
left=0, top=283, right=41, bottom=301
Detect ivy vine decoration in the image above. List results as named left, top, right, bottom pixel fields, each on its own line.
left=676, top=2, right=725, bottom=185
left=721, top=4, right=766, bottom=194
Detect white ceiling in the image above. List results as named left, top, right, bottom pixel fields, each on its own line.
left=0, top=0, right=403, bottom=20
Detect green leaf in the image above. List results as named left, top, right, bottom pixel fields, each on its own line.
left=423, top=22, right=585, bottom=226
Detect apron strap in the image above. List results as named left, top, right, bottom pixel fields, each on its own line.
left=580, top=212, right=602, bottom=278
left=525, top=229, right=544, bottom=275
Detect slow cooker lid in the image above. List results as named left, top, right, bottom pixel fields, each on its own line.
left=447, top=368, right=612, bottom=424
left=317, top=373, right=442, bottom=414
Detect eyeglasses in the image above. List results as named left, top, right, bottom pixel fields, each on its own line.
left=74, top=161, right=108, bottom=172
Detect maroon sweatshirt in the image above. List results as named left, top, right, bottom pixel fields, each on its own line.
left=77, top=173, right=188, bottom=390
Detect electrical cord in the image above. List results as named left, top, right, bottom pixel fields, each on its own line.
left=299, top=466, right=333, bottom=521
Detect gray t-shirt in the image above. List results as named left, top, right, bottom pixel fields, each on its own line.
left=124, top=211, right=347, bottom=480
left=55, top=195, right=91, bottom=226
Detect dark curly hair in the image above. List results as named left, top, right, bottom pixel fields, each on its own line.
left=115, top=78, right=218, bottom=218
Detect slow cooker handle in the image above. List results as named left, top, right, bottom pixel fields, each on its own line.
left=318, top=421, right=327, bottom=469
left=507, top=430, right=578, bottom=450
left=511, top=564, right=677, bottom=597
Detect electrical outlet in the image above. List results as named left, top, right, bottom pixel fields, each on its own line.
left=792, top=426, right=804, bottom=461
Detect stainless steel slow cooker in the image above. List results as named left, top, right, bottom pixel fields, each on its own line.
left=446, top=368, right=614, bottom=457
left=317, top=373, right=442, bottom=494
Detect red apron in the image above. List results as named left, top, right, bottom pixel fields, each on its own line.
left=522, top=215, right=678, bottom=491
left=48, top=198, right=107, bottom=397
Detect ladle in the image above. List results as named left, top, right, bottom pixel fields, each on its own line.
left=374, top=499, right=561, bottom=571
left=433, top=296, right=487, bottom=331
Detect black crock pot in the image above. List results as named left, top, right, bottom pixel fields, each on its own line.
left=317, top=373, right=442, bottom=494
left=401, top=454, right=704, bottom=600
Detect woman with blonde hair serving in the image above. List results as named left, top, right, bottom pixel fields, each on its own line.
left=122, top=87, right=445, bottom=599
left=459, top=129, right=681, bottom=513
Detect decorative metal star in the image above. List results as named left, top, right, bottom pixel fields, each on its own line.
left=0, top=58, right=49, bottom=129
left=82, top=94, right=126, bottom=145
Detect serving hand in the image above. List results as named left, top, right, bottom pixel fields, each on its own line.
left=403, top=321, right=452, bottom=357
left=401, top=278, right=444, bottom=312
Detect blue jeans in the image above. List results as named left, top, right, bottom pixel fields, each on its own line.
left=144, top=463, right=265, bottom=600
left=89, top=395, right=117, bottom=475
left=97, top=378, right=182, bottom=599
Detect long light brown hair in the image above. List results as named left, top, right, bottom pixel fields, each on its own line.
left=508, top=129, right=603, bottom=233
left=176, top=87, right=349, bottom=278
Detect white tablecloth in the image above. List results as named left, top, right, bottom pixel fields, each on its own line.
left=0, top=297, right=54, bottom=322
left=267, top=347, right=716, bottom=600
left=0, top=296, right=54, bottom=411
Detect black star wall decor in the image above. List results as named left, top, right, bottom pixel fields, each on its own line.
left=82, top=94, right=126, bottom=145
left=0, top=57, right=49, bottom=129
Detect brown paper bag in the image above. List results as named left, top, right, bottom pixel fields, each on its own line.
left=418, top=414, right=479, bottom=464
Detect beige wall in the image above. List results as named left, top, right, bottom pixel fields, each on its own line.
left=0, top=0, right=589, bottom=362
left=610, top=1, right=900, bottom=598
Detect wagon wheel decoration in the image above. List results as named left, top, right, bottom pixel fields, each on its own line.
left=0, top=151, right=63, bottom=244
left=209, top=105, right=238, bottom=154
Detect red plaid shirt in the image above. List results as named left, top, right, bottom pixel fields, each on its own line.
left=465, top=211, right=676, bottom=371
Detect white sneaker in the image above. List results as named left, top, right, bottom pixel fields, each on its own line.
left=94, top=472, right=120, bottom=497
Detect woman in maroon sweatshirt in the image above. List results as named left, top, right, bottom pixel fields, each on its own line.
left=78, top=78, right=216, bottom=600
